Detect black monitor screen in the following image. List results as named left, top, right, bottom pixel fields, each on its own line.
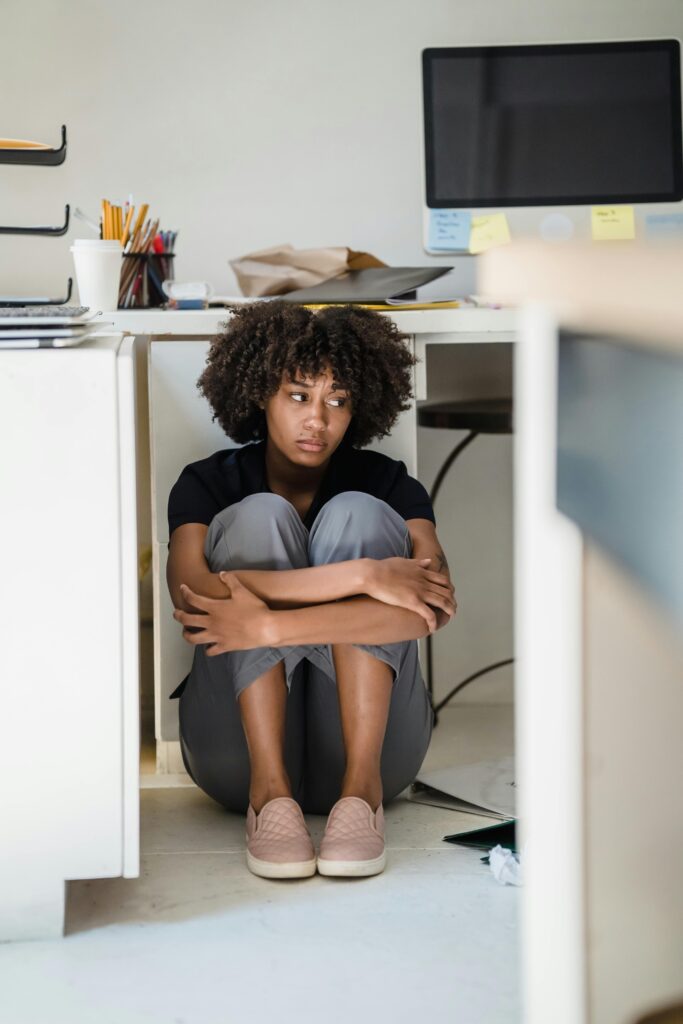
left=423, top=41, right=683, bottom=207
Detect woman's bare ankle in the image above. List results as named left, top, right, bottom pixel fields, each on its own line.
left=340, top=771, right=383, bottom=813
left=249, top=775, right=293, bottom=814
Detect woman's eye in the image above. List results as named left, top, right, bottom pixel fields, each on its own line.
left=290, top=392, right=347, bottom=407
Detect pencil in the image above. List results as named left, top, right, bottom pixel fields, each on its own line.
left=121, top=205, right=134, bottom=247
left=132, top=203, right=149, bottom=240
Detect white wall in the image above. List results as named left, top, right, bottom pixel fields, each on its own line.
left=4, top=0, right=683, bottom=297
left=3, top=0, right=683, bottom=708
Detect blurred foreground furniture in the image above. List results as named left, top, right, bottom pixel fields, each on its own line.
left=483, top=242, right=683, bottom=1024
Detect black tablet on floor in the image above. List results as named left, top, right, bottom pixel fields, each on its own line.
left=443, top=818, right=517, bottom=854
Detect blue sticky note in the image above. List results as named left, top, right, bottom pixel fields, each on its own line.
left=645, top=213, right=683, bottom=238
left=428, top=209, right=471, bottom=251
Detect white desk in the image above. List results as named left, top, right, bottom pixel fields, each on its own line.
left=111, top=305, right=516, bottom=402
left=110, top=308, right=517, bottom=748
left=109, top=306, right=516, bottom=338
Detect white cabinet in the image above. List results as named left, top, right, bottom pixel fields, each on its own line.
left=0, top=334, right=140, bottom=940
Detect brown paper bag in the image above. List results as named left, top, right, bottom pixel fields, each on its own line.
left=229, top=243, right=386, bottom=297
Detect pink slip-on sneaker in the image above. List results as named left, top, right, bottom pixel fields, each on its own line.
left=317, top=796, right=387, bottom=877
left=245, top=796, right=317, bottom=879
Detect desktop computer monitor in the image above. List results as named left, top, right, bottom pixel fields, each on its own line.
left=422, top=39, right=683, bottom=253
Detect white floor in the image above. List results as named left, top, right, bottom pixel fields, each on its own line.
left=1, top=705, right=520, bottom=1024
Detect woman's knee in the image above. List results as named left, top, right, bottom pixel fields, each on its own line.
left=309, top=491, right=410, bottom=561
left=204, top=492, right=308, bottom=572
left=321, top=490, right=386, bottom=519
left=211, top=492, right=299, bottom=533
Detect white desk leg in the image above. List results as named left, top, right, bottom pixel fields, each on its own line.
left=369, top=336, right=417, bottom=476
left=414, top=335, right=427, bottom=401
left=515, top=305, right=586, bottom=1024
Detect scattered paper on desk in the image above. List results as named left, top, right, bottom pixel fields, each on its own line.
left=469, top=213, right=511, bottom=254
left=591, top=205, right=635, bottom=241
left=428, top=209, right=471, bottom=251
left=489, top=844, right=522, bottom=886
left=645, top=212, right=683, bottom=238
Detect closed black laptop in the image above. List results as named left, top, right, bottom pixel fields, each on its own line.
left=281, top=266, right=451, bottom=304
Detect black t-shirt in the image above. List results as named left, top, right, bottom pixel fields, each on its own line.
left=167, top=437, right=435, bottom=538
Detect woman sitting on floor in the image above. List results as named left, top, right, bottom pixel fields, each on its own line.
left=167, top=300, right=456, bottom=879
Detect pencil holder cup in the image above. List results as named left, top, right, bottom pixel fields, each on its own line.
left=118, top=251, right=175, bottom=309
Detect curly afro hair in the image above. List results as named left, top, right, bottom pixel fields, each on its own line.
left=197, top=299, right=417, bottom=448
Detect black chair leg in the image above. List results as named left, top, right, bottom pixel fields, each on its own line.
left=433, top=658, right=514, bottom=723
left=425, top=431, right=478, bottom=722
left=423, top=429, right=514, bottom=722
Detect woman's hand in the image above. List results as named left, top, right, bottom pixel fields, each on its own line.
left=364, top=556, right=457, bottom=631
left=173, top=572, right=273, bottom=655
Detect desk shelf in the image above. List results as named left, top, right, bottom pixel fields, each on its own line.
left=0, top=277, right=73, bottom=307
left=1, top=126, right=71, bottom=305
left=0, top=124, right=67, bottom=166
left=0, top=203, right=70, bottom=236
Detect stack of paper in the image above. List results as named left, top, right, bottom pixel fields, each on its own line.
left=0, top=306, right=108, bottom=349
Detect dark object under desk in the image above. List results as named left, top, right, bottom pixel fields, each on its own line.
left=417, top=397, right=514, bottom=722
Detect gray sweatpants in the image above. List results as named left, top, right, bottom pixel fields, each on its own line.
left=175, top=491, right=434, bottom=814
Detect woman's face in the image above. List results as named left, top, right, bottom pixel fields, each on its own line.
left=261, top=365, right=353, bottom=467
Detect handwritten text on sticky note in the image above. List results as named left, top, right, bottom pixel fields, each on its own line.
left=591, top=206, right=636, bottom=241
left=428, top=209, right=471, bottom=251
left=469, top=213, right=511, bottom=254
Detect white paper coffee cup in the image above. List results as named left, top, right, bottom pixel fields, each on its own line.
left=70, top=239, right=123, bottom=312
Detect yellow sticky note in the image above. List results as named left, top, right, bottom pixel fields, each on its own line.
left=469, top=213, right=511, bottom=254
left=591, top=205, right=636, bottom=241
